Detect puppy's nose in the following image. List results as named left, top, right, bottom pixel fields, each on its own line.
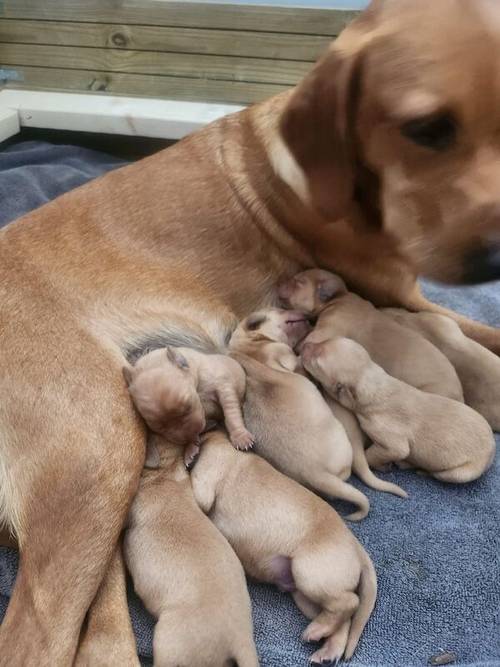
left=462, top=243, right=500, bottom=284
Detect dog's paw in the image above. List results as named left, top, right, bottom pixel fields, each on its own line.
left=184, top=442, right=201, bottom=469
left=230, top=429, right=255, bottom=451
left=309, top=644, right=342, bottom=665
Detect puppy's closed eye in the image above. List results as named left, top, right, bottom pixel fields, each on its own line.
left=400, top=112, right=457, bottom=151
left=166, top=346, right=189, bottom=370
left=246, top=315, right=266, bottom=331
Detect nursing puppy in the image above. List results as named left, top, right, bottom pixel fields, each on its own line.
left=384, top=309, right=500, bottom=432
left=302, top=338, right=495, bottom=483
left=124, top=436, right=258, bottom=667
left=229, top=308, right=370, bottom=520
left=123, top=345, right=253, bottom=465
left=280, top=270, right=464, bottom=400
left=191, top=430, right=377, bottom=665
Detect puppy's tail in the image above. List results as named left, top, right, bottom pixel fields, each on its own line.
left=351, top=438, right=408, bottom=499
left=317, top=475, right=370, bottom=521
left=344, top=546, right=377, bottom=660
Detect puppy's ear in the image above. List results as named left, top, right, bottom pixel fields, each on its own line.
left=280, top=45, right=364, bottom=221
left=335, top=382, right=357, bottom=406
left=122, top=365, right=134, bottom=387
left=317, top=275, right=347, bottom=302
left=165, top=346, right=189, bottom=370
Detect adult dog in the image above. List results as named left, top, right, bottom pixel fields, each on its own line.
left=1, top=0, right=500, bottom=664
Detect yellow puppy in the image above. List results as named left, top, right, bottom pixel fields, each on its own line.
left=384, top=308, right=500, bottom=432
left=230, top=308, right=370, bottom=520
left=303, top=338, right=495, bottom=483
left=191, top=430, right=377, bottom=665
left=279, top=269, right=464, bottom=400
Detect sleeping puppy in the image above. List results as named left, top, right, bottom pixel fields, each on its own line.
left=124, top=436, right=258, bottom=667
left=302, top=338, right=495, bottom=484
left=190, top=429, right=377, bottom=665
left=384, top=309, right=500, bottom=432
left=229, top=308, right=370, bottom=520
left=325, top=395, right=407, bottom=499
left=123, top=345, right=254, bottom=466
left=279, top=269, right=464, bottom=401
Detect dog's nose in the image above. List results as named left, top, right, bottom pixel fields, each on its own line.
left=462, top=243, right=500, bottom=284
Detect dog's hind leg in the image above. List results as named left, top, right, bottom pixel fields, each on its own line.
left=0, top=344, right=144, bottom=667
left=75, top=544, right=139, bottom=667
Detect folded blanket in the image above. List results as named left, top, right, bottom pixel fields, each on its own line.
left=0, top=139, right=499, bottom=667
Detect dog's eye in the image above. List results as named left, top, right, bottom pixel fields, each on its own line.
left=400, top=113, right=456, bottom=151
left=247, top=316, right=266, bottom=331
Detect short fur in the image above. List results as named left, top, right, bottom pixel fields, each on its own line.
left=384, top=308, right=500, bottom=431
left=281, top=269, right=464, bottom=400
left=230, top=308, right=370, bottom=520
left=303, top=337, right=495, bottom=482
left=191, top=430, right=377, bottom=664
left=124, top=437, right=258, bottom=667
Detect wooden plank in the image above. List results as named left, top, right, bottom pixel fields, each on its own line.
left=0, top=19, right=331, bottom=61
left=0, top=107, right=19, bottom=141
left=2, top=66, right=289, bottom=105
left=0, top=89, right=243, bottom=139
left=1, top=1, right=359, bottom=36
left=0, top=43, right=310, bottom=85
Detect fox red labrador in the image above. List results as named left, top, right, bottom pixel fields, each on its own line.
left=1, top=0, right=500, bottom=664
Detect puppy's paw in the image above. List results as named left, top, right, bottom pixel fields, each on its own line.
left=309, top=644, right=342, bottom=665
left=184, top=442, right=201, bottom=469
left=302, top=621, right=330, bottom=644
left=230, top=429, right=255, bottom=451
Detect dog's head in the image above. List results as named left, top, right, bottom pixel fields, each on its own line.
left=279, top=0, right=500, bottom=284
left=123, top=347, right=206, bottom=445
left=230, top=308, right=311, bottom=350
left=278, top=269, right=347, bottom=314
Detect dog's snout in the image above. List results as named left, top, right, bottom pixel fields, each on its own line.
left=462, top=243, right=500, bottom=284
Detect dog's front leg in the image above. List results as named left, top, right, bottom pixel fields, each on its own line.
left=74, top=544, right=139, bottom=667
left=0, top=351, right=145, bottom=667
left=401, top=284, right=500, bottom=353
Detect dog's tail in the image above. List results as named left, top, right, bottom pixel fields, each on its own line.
left=345, top=546, right=377, bottom=660
left=351, top=437, right=408, bottom=498
left=315, top=475, right=370, bottom=521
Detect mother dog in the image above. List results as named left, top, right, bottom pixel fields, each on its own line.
left=2, top=0, right=500, bottom=664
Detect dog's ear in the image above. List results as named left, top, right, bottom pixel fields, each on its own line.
left=317, top=275, right=347, bottom=303
left=122, top=365, right=134, bottom=387
left=280, top=47, right=363, bottom=221
left=279, top=45, right=364, bottom=221
left=165, top=346, right=189, bottom=370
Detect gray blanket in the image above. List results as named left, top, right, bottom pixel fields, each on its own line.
left=0, top=140, right=499, bottom=667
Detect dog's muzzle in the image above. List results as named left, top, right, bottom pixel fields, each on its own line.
left=462, top=243, right=500, bottom=284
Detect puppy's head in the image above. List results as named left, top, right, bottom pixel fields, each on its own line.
left=278, top=269, right=347, bottom=314
left=231, top=308, right=311, bottom=349
left=279, top=0, right=500, bottom=284
left=123, top=347, right=205, bottom=445
left=301, top=337, right=372, bottom=409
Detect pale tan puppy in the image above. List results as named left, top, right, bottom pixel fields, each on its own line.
left=190, top=430, right=377, bottom=665
left=279, top=270, right=464, bottom=401
left=384, top=308, right=500, bottom=432
left=302, top=338, right=495, bottom=483
left=230, top=308, right=370, bottom=520
left=124, top=345, right=254, bottom=466
left=325, top=395, right=407, bottom=499
left=124, top=436, right=258, bottom=667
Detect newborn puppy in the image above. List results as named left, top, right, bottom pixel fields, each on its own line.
left=384, top=308, right=500, bottom=432
left=279, top=269, right=464, bottom=401
left=124, top=345, right=253, bottom=465
left=191, top=430, right=377, bottom=665
left=230, top=308, right=370, bottom=520
left=124, top=436, right=258, bottom=667
left=325, top=394, right=407, bottom=499
left=302, top=338, right=495, bottom=483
